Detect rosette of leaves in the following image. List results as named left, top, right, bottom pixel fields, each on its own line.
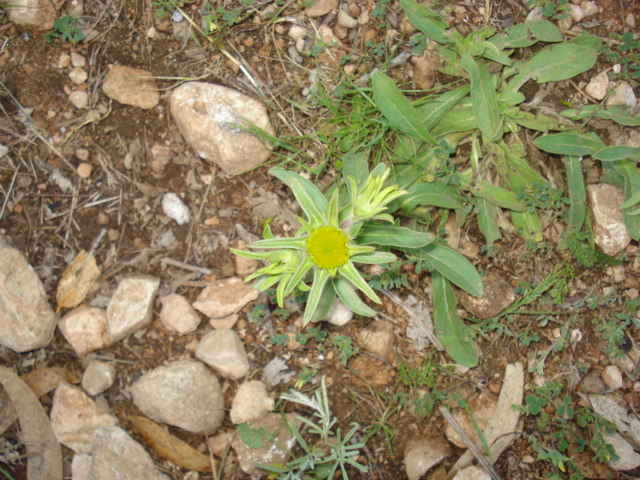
left=233, top=165, right=431, bottom=325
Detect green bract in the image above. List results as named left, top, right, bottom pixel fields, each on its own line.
left=232, top=166, right=433, bottom=324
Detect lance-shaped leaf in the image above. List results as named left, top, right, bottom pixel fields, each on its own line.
left=593, top=146, right=640, bottom=162
left=400, top=0, right=452, bottom=44
left=357, top=225, right=434, bottom=248
left=461, top=53, right=502, bottom=141
left=505, top=40, right=598, bottom=92
left=415, top=85, right=470, bottom=130
left=400, top=180, right=464, bottom=213
left=372, top=71, right=436, bottom=144
left=560, top=104, right=640, bottom=127
left=476, top=198, right=502, bottom=246
left=270, top=168, right=327, bottom=225
left=351, top=251, right=397, bottom=264
left=412, top=243, right=483, bottom=297
left=432, top=272, right=478, bottom=367
left=511, top=210, right=543, bottom=242
left=473, top=182, right=527, bottom=211
left=534, top=132, right=605, bottom=156
left=333, top=277, right=376, bottom=317
left=564, top=155, right=587, bottom=234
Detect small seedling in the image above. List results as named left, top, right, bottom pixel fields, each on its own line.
left=44, top=16, right=84, bottom=45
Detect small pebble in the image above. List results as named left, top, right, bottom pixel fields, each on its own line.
left=75, top=148, right=90, bottom=161
left=162, top=192, right=190, bottom=225
left=171, top=10, right=183, bottom=22
left=70, top=52, right=86, bottom=68
left=69, top=67, right=88, bottom=84
left=58, top=53, right=71, bottom=69
left=69, top=90, right=89, bottom=109
left=337, top=10, right=358, bottom=28
left=77, top=163, right=92, bottom=178
left=288, top=25, right=306, bottom=41
left=602, top=365, right=624, bottom=391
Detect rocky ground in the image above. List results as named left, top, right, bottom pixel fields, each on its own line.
left=0, top=0, right=639, bottom=479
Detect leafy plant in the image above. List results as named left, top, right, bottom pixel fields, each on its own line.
left=151, top=0, right=181, bottom=18
left=44, top=16, right=84, bottom=44
left=258, top=376, right=368, bottom=479
left=601, top=31, right=640, bottom=85
left=332, top=335, right=358, bottom=366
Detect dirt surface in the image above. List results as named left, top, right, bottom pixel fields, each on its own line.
left=1, top=0, right=639, bottom=479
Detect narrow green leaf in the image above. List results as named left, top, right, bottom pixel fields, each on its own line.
left=372, top=71, right=437, bottom=144
left=505, top=42, right=598, bottom=92
left=534, top=132, right=605, bottom=156
left=415, top=85, right=470, bottom=130
left=270, top=168, right=327, bottom=225
left=620, top=191, right=640, bottom=210
left=413, top=243, right=483, bottom=297
left=592, top=146, right=640, bottom=162
left=339, top=261, right=380, bottom=303
left=249, top=237, right=307, bottom=250
left=357, top=225, right=435, bottom=248
left=560, top=104, right=640, bottom=127
left=400, top=181, right=464, bottom=212
left=564, top=155, right=586, bottom=234
left=350, top=251, right=397, bottom=264
left=432, top=272, right=478, bottom=367
left=473, top=182, right=527, bottom=211
left=475, top=198, right=502, bottom=246
left=333, top=278, right=376, bottom=317
left=399, top=0, right=452, bottom=44
left=461, top=53, right=502, bottom=140
left=303, top=268, right=331, bottom=325
left=489, top=20, right=562, bottom=50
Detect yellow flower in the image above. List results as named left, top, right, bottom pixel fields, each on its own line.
left=306, top=227, right=349, bottom=270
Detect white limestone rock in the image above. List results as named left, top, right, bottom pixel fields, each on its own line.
left=159, top=293, right=201, bottom=334
left=606, top=81, right=637, bottom=108
left=50, top=383, right=118, bottom=453
left=358, top=319, right=394, bottom=356
left=130, top=360, right=224, bottom=434
left=82, top=360, right=116, bottom=396
left=86, top=426, right=169, bottom=480
left=59, top=306, right=108, bottom=357
left=7, top=0, right=64, bottom=30
left=404, top=436, right=450, bottom=480
left=230, top=381, right=274, bottom=424
left=0, top=247, right=56, bottom=352
left=231, top=413, right=299, bottom=477
left=196, top=328, right=250, bottom=380
left=321, top=298, right=353, bottom=326
left=305, top=0, right=337, bottom=17
left=602, top=365, right=624, bottom=391
left=192, top=277, right=259, bottom=318
left=169, top=82, right=273, bottom=175
left=587, top=184, right=632, bottom=256
left=106, top=275, right=160, bottom=343
left=161, top=192, right=190, bottom=225
left=453, top=466, right=491, bottom=480
left=102, top=65, right=160, bottom=109
left=585, top=71, right=609, bottom=100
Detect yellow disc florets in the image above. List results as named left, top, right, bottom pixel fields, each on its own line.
left=306, top=226, right=349, bottom=270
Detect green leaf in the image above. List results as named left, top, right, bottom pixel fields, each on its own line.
left=564, top=155, right=586, bottom=234
left=511, top=110, right=572, bottom=132
left=461, top=53, right=502, bottom=141
left=333, top=277, right=376, bottom=317
left=592, top=146, right=640, bottom=162
left=431, top=102, right=477, bottom=136
left=505, top=42, right=598, bottom=92
left=303, top=268, right=331, bottom=325
left=350, top=251, right=397, bottom=264
left=400, top=181, right=464, bottom=212
left=342, top=151, right=370, bottom=188
left=399, top=0, right=452, bottom=44
left=249, top=237, right=307, bottom=249
left=534, top=132, right=605, bottom=156
left=475, top=198, right=502, bottom=246
left=473, top=182, right=527, bottom=211
left=560, top=104, right=640, bottom=127
left=415, top=85, right=470, bottom=130
left=511, top=210, right=543, bottom=242
left=432, top=272, right=478, bottom=367
left=270, top=168, right=327, bottom=225
left=413, top=243, right=483, bottom=297
left=601, top=160, right=640, bottom=240
left=237, top=423, right=272, bottom=449
left=620, top=190, right=640, bottom=210
left=490, top=20, right=562, bottom=50
left=372, top=71, right=437, bottom=144
left=340, top=261, right=380, bottom=303
left=357, top=225, right=435, bottom=248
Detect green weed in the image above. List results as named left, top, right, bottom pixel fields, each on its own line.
left=44, top=16, right=84, bottom=44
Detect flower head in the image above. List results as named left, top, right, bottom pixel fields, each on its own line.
left=232, top=166, right=421, bottom=325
